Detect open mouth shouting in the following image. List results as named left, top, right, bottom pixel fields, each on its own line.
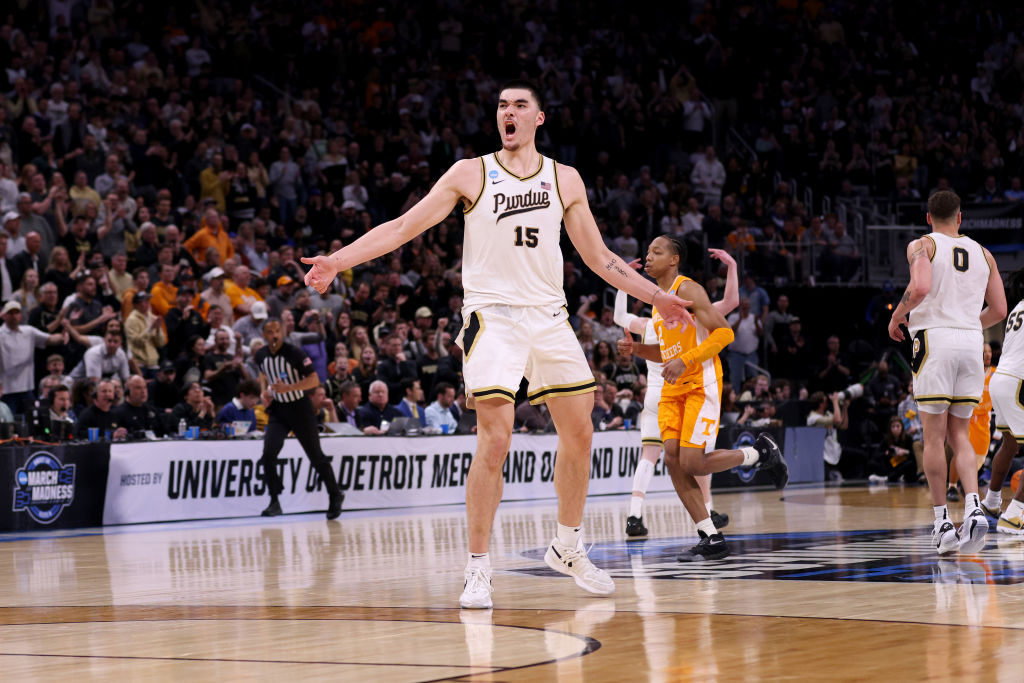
left=503, top=119, right=517, bottom=143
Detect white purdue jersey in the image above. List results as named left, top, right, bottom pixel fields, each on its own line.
left=462, top=153, right=566, bottom=311
left=643, top=319, right=664, bottom=390
left=908, top=232, right=988, bottom=335
left=997, top=300, right=1024, bottom=379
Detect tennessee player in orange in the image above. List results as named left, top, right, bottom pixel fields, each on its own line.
left=618, top=235, right=789, bottom=561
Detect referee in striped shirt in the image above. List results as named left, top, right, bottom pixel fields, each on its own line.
left=255, top=318, right=343, bottom=519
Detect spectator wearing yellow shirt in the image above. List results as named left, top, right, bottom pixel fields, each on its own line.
left=199, top=153, right=230, bottom=212
left=224, top=264, right=262, bottom=318
left=185, top=208, right=234, bottom=265
left=68, top=171, right=101, bottom=217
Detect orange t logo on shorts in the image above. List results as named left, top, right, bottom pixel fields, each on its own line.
left=701, top=418, right=716, bottom=436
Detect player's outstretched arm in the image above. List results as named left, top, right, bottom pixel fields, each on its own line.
left=888, top=237, right=933, bottom=341
left=301, top=159, right=480, bottom=292
left=614, top=288, right=649, bottom=335
left=980, top=247, right=1008, bottom=329
left=708, top=248, right=739, bottom=315
left=559, top=163, right=693, bottom=328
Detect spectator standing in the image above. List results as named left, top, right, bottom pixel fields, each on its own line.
left=124, top=292, right=165, bottom=376
left=726, top=298, right=762, bottom=392
left=0, top=300, right=66, bottom=414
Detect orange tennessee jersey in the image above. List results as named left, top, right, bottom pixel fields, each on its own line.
left=652, top=275, right=724, bottom=397
left=968, top=365, right=995, bottom=458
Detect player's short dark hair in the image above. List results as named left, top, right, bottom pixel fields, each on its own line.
left=927, top=190, right=961, bottom=222
left=659, top=234, right=687, bottom=264
left=238, top=379, right=260, bottom=397
left=499, top=79, right=544, bottom=110
left=435, top=381, right=454, bottom=398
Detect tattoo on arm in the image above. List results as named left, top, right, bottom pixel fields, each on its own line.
left=605, top=260, right=629, bottom=277
left=909, top=244, right=926, bottom=263
left=900, top=287, right=911, bottom=304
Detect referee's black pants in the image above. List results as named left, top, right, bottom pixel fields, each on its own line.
left=261, top=396, right=341, bottom=499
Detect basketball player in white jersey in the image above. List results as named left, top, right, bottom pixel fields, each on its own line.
left=887, top=191, right=1006, bottom=555
left=301, top=80, right=695, bottom=609
left=615, top=248, right=738, bottom=537
left=982, top=269, right=1024, bottom=534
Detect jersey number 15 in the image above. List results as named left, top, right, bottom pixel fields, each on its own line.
left=513, top=225, right=539, bottom=248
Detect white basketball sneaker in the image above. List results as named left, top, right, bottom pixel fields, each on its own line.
left=459, top=567, right=493, bottom=609
left=544, top=537, right=615, bottom=595
left=932, top=520, right=959, bottom=556
left=958, top=507, right=990, bottom=554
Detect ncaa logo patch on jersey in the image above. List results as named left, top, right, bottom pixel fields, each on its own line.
left=488, top=169, right=499, bottom=179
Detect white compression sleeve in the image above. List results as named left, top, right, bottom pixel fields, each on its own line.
left=614, top=289, right=638, bottom=329
left=632, top=458, right=655, bottom=495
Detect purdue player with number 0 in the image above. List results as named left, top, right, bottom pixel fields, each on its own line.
left=301, top=80, right=694, bottom=609
left=888, top=191, right=1006, bottom=555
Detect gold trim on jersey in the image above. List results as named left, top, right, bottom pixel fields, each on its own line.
left=553, top=162, right=565, bottom=211
left=527, top=378, right=597, bottom=404
left=1016, top=377, right=1024, bottom=412
left=923, top=234, right=936, bottom=261
left=493, top=152, right=544, bottom=181
left=915, top=394, right=980, bottom=405
left=641, top=437, right=663, bottom=446
left=463, top=157, right=487, bottom=214
left=472, top=385, right=517, bottom=402
left=911, top=330, right=928, bottom=376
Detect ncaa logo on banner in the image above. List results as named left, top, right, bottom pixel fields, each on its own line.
left=730, top=429, right=759, bottom=482
left=13, top=451, right=76, bottom=524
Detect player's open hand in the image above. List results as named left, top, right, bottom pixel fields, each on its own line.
left=708, top=248, right=736, bottom=269
left=887, top=312, right=907, bottom=342
left=300, top=254, right=337, bottom=294
left=617, top=328, right=634, bottom=357
left=652, top=289, right=694, bottom=329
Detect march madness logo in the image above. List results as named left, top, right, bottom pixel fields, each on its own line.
left=13, top=451, right=76, bottom=524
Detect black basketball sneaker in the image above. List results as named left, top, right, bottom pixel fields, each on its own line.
left=677, top=530, right=730, bottom=562
left=754, top=433, right=788, bottom=489
left=710, top=509, right=729, bottom=529
left=625, top=515, right=648, bottom=538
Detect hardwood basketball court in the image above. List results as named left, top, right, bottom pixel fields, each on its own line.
left=2, top=484, right=1023, bottom=680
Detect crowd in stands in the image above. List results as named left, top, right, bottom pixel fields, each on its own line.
left=0, top=1, right=1015, bottom=479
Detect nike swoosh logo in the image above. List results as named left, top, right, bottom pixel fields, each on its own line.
left=491, top=180, right=505, bottom=184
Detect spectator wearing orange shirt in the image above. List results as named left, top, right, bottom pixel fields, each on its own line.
left=224, top=264, right=262, bottom=318
left=726, top=220, right=756, bottom=257
left=149, top=262, right=179, bottom=318
left=184, top=208, right=234, bottom=266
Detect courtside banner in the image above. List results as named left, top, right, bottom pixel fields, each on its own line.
left=103, top=431, right=676, bottom=524
left=1, top=443, right=109, bottom=531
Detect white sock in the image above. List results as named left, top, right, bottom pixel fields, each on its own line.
left=629, top=495, right=643, bottom=518
left=983, top=488, right=1002, bottom=509
left=1007, top=499, right=1024, bottom=517
left=467, top=552, right=490, bottom=569
left=557, top=523, right=582, bottom=548
left=965, top=492, right=980, bottom=512
left=740, top=446, right=759, bottom=467
left=705, top=501, right=712, bottom=515
left=934, top=505, right=948, bottom=524
left=696, top=517, right=717, bottom=537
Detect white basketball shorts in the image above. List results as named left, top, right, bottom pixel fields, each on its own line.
left=910, top=327, right=984, bottom=419
left=990, top=371, right=1024, bottom=443
left=456, top=304, right=596, bottom=406
left=641, top=379, right=663, bottom=446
